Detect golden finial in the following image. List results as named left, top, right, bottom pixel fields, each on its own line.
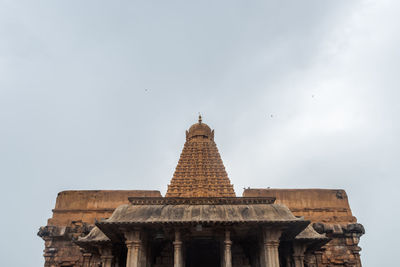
left=198, top=114, right=202, bottom=124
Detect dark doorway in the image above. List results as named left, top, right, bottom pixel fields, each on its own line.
left=185, top=239, right=220, bottom=267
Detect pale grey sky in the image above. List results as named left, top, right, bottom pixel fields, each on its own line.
left=0, top=1, right=399, bottom=266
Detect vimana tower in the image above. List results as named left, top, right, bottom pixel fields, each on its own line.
left=39, top=117, right=364, bottom=267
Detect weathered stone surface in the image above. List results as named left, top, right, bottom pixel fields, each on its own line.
left=242, top=188, right=356, bottom=223
left=243, top=188, right=364, bottom=266
left=77, top=226, right=110, bottom=243
left=166, top=116, right=235, bottom=197
left=49, top=190, right=162, bottom=226
left=103, top=203, right=302, bottom=223
left=39, top=190, right=161, bottom=267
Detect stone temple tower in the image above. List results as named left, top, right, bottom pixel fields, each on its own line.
left=38, top=116, right=365, bottom=267
left=166, top=115, right=235, bottom=197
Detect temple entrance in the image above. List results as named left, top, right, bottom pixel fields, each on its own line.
left=185, top=239, right=220, bottom=267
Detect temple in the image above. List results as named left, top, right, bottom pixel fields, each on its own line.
left=38, top=117, right=365, bottom=267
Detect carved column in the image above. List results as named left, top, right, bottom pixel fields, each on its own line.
left=261, top=227, right=282, bottom=267
left=82, top=252, right=92, bottom=267
left=126, top=240, right=133, bottom=267
left=99, top=245, right=114, bottom=267
left=314, top=250, right=324, bottom=267
left=173, top=229, right=183, bottom=267
left=293, top=242, right=306, bottom=267
left=101, top=256, right=114, bottom=267
left=125, top=229, right=142, bottom=267
left=224, top=229, right=232, bottom=267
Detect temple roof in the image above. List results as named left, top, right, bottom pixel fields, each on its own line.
left=294, top=224, right=330, bottom=250
left=98, top=202, right=305, bottom=225
left=296, top=224, right=328, bottom=240
left=166, top=116, right=235, bottom=197
left=95, top=201, right=310, bottom=242
left=76, top=226, right=110, bottom=244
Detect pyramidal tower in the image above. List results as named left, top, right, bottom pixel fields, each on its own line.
left=166, top=116, right=236, bottom=197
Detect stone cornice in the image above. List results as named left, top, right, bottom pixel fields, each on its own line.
left=128, top=197, right=276, bottom=205
left=52, top=208, right=116, bottom=213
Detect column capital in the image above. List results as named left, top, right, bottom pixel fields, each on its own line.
left=98, top=245, right=113, bottom=257
left=293, top=255, right=305, bottom=267
left=262, top=226, right=283, bottom=242
left=124, top=228, right=141, bottom=242
left=174, top=229, right=182, bottom=240
left=173, top=241, right=183, bottom=246
left=261, top=227, right=282, bottom=267
left=314, top=250, right=324, bottom=255
left=293, top=241, right=307, bottom=257
left=125, top=240, right=134, bottom=248
left=101, top=254, right=114, bottom=267
left=265, top=240, right=279, bottom=247
left=224, top=229, right=231, bottom=239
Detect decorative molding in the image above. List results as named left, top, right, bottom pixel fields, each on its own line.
left=128, top=197, right=276, bottom=205
left=290, top=207, right=348, bottom=212
left=52, top=208, right=116, bottom=213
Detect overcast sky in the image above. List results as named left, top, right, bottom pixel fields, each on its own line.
left=0, top=1, right=399, bottom=266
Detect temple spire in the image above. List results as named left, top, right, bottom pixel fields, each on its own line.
left=166, top=117, right=235, bottom=197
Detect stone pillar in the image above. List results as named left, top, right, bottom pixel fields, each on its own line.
left=293, top=242, right=306, bottom=267
left=102, top=255, right=114, bottom=267
left=314, top=250, right=324, bottom=267
left=261, top=227, right=282, bottom=267
left=125, top=229, right=142, bottom=267
left=224, top=229, right=232, bottom=267
left=99, top=245, right=114, bottom=267
left=126, top=240, right=133, bottom=267
left=82, top=252, right=92, bottom=267
left=173, top=229, right=183, bottom=267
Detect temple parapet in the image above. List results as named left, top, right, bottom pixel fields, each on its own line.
left=242, top=188, right=357, bottom=223
left=243, top=188, right=364, bottom=266
left=39, top=190, right=161, bottom=267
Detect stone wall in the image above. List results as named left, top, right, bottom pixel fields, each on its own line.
left=243, top=188, right=364, bottom=267
left=38, top=190, right=162, bottom=267
left=38, top=189, right=364, bottom=267
left=49, top=190, right=162, bottom=226
left=242, top=188, right=356, bottom=223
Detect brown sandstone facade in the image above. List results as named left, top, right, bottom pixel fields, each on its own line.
left=243, top=189, right=364, bottom=266
left=38, top=117, right=364, bottom=267
left=39, top=190, right=161, bottom=267
left=166, top=116, right=235, bottom=197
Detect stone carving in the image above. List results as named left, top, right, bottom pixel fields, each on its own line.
left=38, top=118, right=364, bottom=267
left=167, top=117, right=235, bottom=198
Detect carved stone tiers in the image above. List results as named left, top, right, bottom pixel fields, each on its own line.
left=166, top=116, right=235, bottom=197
